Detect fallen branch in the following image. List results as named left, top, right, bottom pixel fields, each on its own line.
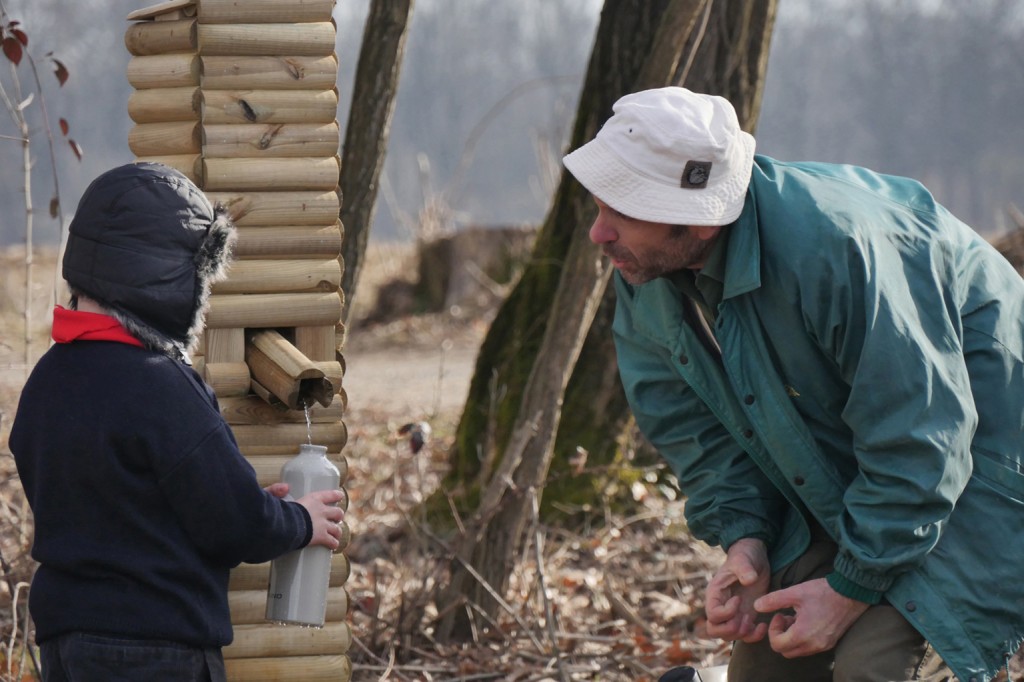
left=529, top=488, right=570, bottom=682
left=397, top=511, right=549, bottom=654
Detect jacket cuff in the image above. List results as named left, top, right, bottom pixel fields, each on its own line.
left=832, top=549, right=896, bottom=593
left=718, top=515, right=777, bottom=552
left=826, top=571, right=884, bottom=605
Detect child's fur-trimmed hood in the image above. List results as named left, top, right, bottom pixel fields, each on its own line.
left=62, top=162, right=236, bottom=361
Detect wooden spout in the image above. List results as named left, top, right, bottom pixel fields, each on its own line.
left=245, top=330, right=334, bottom=410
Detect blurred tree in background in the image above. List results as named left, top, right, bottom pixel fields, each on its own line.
left=2, top=0, right=1022, bottom=249
left=435, top=0, right=777, bottom=640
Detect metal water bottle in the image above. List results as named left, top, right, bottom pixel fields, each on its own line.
left=265, top=443, right=340, bottom=627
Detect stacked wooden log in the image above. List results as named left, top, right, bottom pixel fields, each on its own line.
left=125, top=1, right=351, bottom=679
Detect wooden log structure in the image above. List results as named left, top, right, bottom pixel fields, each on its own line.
left=244, top=329, right=336, bottom=409
left=295, top=325, right=341, bottom=363
left=225, top=621, right=351, bottom=659
left=211, top=259, right=342, bottom=294
left=229, top=586, right=350, bottom=624
left=205, top=292, right=344, bottom=329
left=232, top=225, right=344, bottom=260
left=206, top=191, right=340, bottom=226
left=126, top=0, right=195, bottom=21
left=224, top=655, right=351, bottom=682
left=229, top=553, right=351, bottom=592
left=124, top=18, right=197, bottom=55
left=202, top=90, right=339, bottom=125
left=243, top=359, right=343, bottom=411
left=198, top=23, right=337, bottom=57
left=203, top=157, right=340, bottom=191
left=205, top=328, right=246, bottom=362
left=217, top=394, right=345, bottom=426
left=197, top=0, right=335, bottom=24
left=128, top=86, right=202, bottom=123
left=202, top=56, right=338, bottom=90
left=203, top=362, right=252, bottom=397
left=312, top=361, right=344, bottom=396
left=125, top=1, right=351, bottom=678
left=202, top=122, right=340, bottom=159
left=232, top=422, right=348, bottom=454
left=128, top=121, right=201, bottom=156
left=127, top=54, right=200, bottom=88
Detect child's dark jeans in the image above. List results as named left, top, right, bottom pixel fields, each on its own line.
left=39, top=632, right=226, bottom=682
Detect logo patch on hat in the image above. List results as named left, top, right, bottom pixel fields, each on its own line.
left=681, top=160, right=712, bottom=189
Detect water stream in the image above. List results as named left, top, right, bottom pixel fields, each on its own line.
left=303, top=399, right=312, bottom=445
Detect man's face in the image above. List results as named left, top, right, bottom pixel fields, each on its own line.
left=589, top=198, right=721, bottom=285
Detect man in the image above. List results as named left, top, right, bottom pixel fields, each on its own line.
left=11, top=163, right=346, bottom=682
left=563, top=87, right=1024, bottom=682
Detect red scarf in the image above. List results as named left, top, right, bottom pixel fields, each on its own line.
left=51, top=306, right=144, bottom=347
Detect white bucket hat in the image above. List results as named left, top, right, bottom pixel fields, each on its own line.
left=563, top=87, right=755, bottom=226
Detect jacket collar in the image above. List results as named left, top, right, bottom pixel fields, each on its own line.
left=51, top=306, right=144, bottom=347
left=619, top=175, right=763, bottom=346
left=720, top=184, right=762, bottom=299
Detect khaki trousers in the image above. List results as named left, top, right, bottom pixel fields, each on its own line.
left=727, top=531, right=956, bottom=682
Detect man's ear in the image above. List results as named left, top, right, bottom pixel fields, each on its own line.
left=691, top=225, right=722, bottom=241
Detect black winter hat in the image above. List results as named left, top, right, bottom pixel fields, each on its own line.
left=62, top=162, right=235, bottom=360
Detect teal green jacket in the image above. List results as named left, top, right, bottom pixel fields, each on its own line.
left=613, top=155, right=1024, bottom=682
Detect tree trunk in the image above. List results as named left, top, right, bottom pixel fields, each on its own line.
left=677, top=0, right=777, bottom=129
left=339, top=0, right=414, bottom=324
left=437, top=0, right=779, bottom=642
left=551, top=0, right=778, bottom=516
left=445, top=0, right=700, bottom=497
left=436, top=0, right=718, bottom=642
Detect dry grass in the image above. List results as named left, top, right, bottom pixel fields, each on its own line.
left=1, top=245, right=59, bottom=682
left=340, top=399, right=727, bottom=681
left=0, top=244, right=726, bottom=681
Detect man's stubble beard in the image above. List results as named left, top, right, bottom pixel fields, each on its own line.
left=608, top=226, right=717, bottom=285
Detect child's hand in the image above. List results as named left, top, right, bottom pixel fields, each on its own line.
left=296, top=489, right=346, bottom=550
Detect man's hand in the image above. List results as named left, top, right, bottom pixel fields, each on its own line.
left=705, top=537, right=771, bottom=643
left=754, top=577, right=869, bottom=657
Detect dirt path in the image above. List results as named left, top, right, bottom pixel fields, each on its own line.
left=342, top=341, right=478, bottom=418
left=340, top=314, right=486, bottom=420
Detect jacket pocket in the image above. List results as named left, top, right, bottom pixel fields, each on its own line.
left=971, top=446, right=1024, bottom=503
